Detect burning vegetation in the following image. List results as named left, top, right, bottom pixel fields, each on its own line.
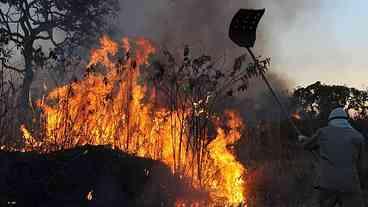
left=19, top=35, right=262, bottom=206
left=2, top=1, right=368, bottom=206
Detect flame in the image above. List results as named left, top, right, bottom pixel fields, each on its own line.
left=21, top=125, right=34, bottom=144
left=20, top=125, right=41, bottom=150
left=21, top=36, right=247, bottom=206
left=87, top=35, right=119, bottom=69
left=291, top=112, right=301, bottom=120
left=86, top=190, right=94, bottom=201
left=208, top=112, right=246, bottom=204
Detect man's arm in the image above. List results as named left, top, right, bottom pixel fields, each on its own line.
left=299, top=129, right=321, bottom=151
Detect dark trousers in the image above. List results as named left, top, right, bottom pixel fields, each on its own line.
left=317, top=188, right=364, bottom=207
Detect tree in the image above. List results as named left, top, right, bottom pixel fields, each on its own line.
left=143, top=45, right=269, bottom=184
left=0, top=0, right=119, bottom=121
left=292, top=81, right=368, bottom=129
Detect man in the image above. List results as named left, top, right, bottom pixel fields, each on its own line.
left=299, top=107, right=366, bottom=207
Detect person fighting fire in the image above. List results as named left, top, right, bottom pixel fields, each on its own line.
left=298, top=107, right=366, bottom=207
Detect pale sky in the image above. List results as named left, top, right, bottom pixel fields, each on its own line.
left=262, top=0, right=368, bottom=89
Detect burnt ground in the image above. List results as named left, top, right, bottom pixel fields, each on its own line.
left=0, top=145, right=176, bottom=207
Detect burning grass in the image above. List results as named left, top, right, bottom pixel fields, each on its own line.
left=21, top=36, right=248, bottom=206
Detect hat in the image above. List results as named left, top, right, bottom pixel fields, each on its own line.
left=328, top=107, right=348, bottom=121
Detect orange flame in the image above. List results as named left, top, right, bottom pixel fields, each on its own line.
left=86, top=190, right=94, bottom=201
left=208, top=112, right=246, bottom=204
left=292, top=112, right=301, bottom=120
left=21, top=36, right=247, bottom=206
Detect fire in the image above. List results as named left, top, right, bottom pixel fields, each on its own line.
left=291, top=112, right=301, bottom=120
left=87, top=35, right=119, bottom=69
left=208, top=112, right=246, bottom=204
left=20, top=125, right=41, bottom=150
left=86, top=190, right=94, bottom=201
left=22, top=35, right=247, bottom=206
left=20, top=125, right=35, bottom=145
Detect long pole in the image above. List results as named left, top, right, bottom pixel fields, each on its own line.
left=246, top=48, right=323, bottom=162
left=246, top=47, right=302, bottom=135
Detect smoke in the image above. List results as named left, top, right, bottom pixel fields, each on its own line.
left=114, top=0, right=321, bottom=54
left=112, top=0, right=322, bottom=123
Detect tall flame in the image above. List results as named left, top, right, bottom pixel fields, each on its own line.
left=22, top=36, right=247, bottom=206
left=208, top=112, right=246, bottom=204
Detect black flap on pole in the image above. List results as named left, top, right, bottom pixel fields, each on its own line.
left=229, top=9, right=265, bottom=48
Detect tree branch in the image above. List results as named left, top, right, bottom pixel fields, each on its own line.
left=2, top=62, right=25, bottom=74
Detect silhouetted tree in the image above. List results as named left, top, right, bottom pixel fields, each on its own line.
left=292, top=81, right=368, bottom=130
left=0, top=0, right=119, bottom=121
left=145, top=46, right=269, bottom=183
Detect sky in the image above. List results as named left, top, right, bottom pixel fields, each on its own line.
left=262, top=0, right=368, bottom=89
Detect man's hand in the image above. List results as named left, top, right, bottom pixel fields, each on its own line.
left=298, top=135, right=309, bottom=142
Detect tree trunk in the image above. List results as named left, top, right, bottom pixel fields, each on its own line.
left=18, top=44, right=34, bottom=127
